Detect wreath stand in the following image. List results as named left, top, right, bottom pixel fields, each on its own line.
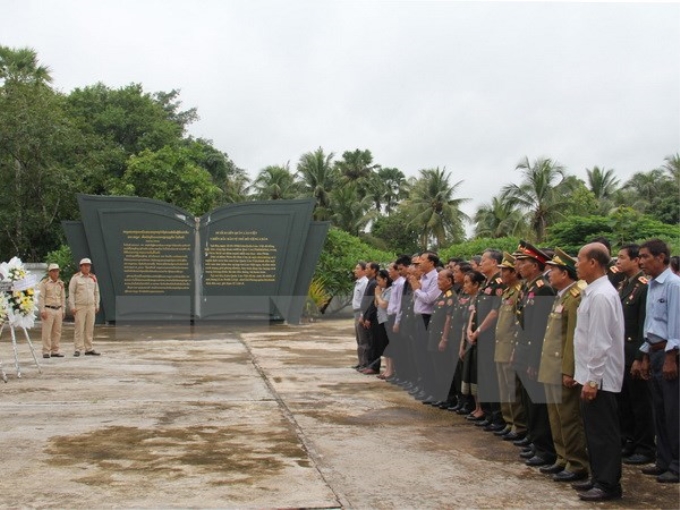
left=0, top=323, right=42, bottom=382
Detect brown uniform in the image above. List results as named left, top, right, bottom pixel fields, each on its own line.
left=539, top=282, right=588, bottom=474
left=68, top=272, right=100, bottom=353
left=38, top=277, right=66, bottom=355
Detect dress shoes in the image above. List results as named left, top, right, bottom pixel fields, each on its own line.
left=494, top=426, right=512, bottom=436
left=421, top=397, right=437, bottom=405
left=447, top=403, right=461, bottom=412
left=622, top=453, right=654, bottom=465
left=525, top=456, right=550, bottom=467
left=641, top=465, right=666, bottom=476
left=455, top=406, right=472, bottom=415
left=539, top=463, right=564, bottom=475
left=519, top=449, right=536, bottom=459
left=74, top=351, right=81, bottom=357
left=408, top=386, right=421, bottom=395
left=51, top=353, right=64, bottom=357
left=43, top=354, right=50, bottom=359
left=578, top=487, right=622, bottom=501
left=485, top=423, right=507, bottom=433
left=502, top=432, right=526, bottom=442
left=657, top=471, right=679, bottom=483
left=415, top=393, right=431, bottom=402
left=84, top=349, right=101, bottom=356
left=352, top=364, right=361, bottom=369
left=553, top=470, right=588, bottom=482
left=513, top=437, right=532, bottom=447
left=571, top=479, right=594, bottom=492
left=436, top=401, right=450, bottom=409
left=474, top=418, right=492, bottom=427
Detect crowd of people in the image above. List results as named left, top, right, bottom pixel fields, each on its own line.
left=351, top=238, right=680, bottom=502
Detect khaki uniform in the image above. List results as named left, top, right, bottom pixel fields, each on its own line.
left=494, top=282, right=526, bottom=434
left=38, top=277, right=66, bottom=355
left=538, top=282, right=589, bottom=474
left=68, top=272, right=100, bottom=353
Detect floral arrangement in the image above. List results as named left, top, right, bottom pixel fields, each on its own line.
left=0, top=257, right=38, bottom=329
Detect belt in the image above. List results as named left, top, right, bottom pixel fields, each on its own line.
left=646, top=340, right=667, bottom=352
left=45, top=305, right=61, bottom=310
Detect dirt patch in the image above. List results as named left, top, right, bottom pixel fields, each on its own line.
left=46, top=424, right=310, bottom=487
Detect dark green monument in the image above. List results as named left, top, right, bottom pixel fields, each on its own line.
left=63, top=194, right=329, bottom=324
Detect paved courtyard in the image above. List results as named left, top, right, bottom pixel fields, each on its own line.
left=0, top=318, right=677, bottom=509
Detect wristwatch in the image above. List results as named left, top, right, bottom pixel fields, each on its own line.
left=587, top=381, right=598, bottom=389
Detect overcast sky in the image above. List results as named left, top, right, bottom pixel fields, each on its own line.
left=3, top=1, right=679, bottom=225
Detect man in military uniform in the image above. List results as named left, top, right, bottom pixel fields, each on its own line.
left=68, top=258, right=101, bottom=357
left=512, top=240, right=556, bottom=468
left=494, top=252, right=527, bottom=441
left=38, top=263, right=66, bottom=358
left=468, top=249, right=506, bottom=430
left=538, top=248, right=589, bottom=482
left=616, top=244, right=655, bottom=465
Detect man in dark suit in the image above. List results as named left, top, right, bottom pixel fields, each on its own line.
left=359, top=262, right=380, bottom=374
left=616, top=244, right=655, bottom=465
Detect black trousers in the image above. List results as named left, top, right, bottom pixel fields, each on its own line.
left=649, top=349, right=680, bottom=475
left=618, top=365, right=655, bottom=457
left=413, top=314, right=434, bottom=394
left=580, top=388, right=622, bottom=493
left=518, top=373, right=555, bottom=461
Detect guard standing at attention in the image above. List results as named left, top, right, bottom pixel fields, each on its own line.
left=68, top=258, right=101, bottom=357
left=38, top=263, right=66, bottom=358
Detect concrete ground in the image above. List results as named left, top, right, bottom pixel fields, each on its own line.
left=0, top=318, right=677, bottom=509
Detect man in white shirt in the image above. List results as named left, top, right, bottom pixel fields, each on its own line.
left=351, top=262, right=368, bottom=370
left=572, top=242, right=625, bottom=501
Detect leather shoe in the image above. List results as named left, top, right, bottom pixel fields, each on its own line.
left=43, top=354, right=50, bottom=359
left=553, top=470, right=588, bottom=482
left=622, top=453, right=654, bottom=465
left=513, top=437, right=531, bottom=447
left=657, top=471, right=679, bottom=483
left=641, top=466, right=666, bottom=476
left=571, top=479, right=594, bottom=491
left=84, top=350, right=101, bottom=356
left=51, top=353, right=64, bottom=357
left=456, top=406, right=472, bottom=415
left=466, top=414, right=486, bottom=422
left=519, top=449, right=536, bottom=459
left=484, top=423, right=506, bottom=432
left=494, top=426, right=512, bottom=436
left=525, top=456, right=550, bottom=467
left=475, top=419, right=492, bottom=427
left=539, top=463, right=564, bottom=475
left=421, top=397, right=437, bottom=405
left=503, top=432, right=526, bottom=442
left=578, top=487, right=621, bottom=501
left=74, top=351, right=80, bottom=357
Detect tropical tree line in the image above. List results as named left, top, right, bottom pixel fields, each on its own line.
left=1, top=46, right=678, bottom=264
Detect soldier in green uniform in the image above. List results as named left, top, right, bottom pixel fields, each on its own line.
left=538, top=248, right=589, bottom=482
left=616, top=244, right=655, bottom=464
left=512, top=240, right=557, bottom=467
left=493, top=252, right=527, bottom=440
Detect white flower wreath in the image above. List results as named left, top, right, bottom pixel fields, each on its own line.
left=0, top=257, right=39, bottom=329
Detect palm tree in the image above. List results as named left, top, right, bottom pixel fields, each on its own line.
left=403, top=167, right=469, bottom=248
left=222, top=167, right=251, bottom=203
left=0, top=46, right=52, bottom=85
left=296, top=147, right=338, bottom=221
left=250, top=164, right=300, bottom=200
left=501, top=156, right=570, bottom=242
left=329, top=183, right=376, bottom=236
left=586, top=166, right=620, bottom=201
left=474, top=195, right=527, bottom=238
left=376, top=167, right=407, bottom=215
left=335, top=149, right=379, bottom=183
left=661, top=153, right=680, bottom=185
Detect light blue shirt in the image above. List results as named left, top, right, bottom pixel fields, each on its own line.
left=414, top=269, right=439, bottom=315
left=641, top=267, right=680, bottom=353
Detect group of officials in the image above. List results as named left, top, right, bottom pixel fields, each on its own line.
left=37, top=257, right=101, bottom=358
left=352, top=238, right=679, bottom=502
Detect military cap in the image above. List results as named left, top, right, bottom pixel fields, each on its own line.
left=546, top=247, right=577, bottom=278
left=515, top=240, right=550, bottom=264
left=498, top=251, right=516, bottom=269
left=79, top=258, right=92, bottom=266
left=47, top=263, right=60, bottom=271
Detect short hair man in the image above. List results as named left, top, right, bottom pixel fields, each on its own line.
left=38, top=263, right=66, bottom=358
left=634, top=239, right=680, bottom=484
left=573, top=242, right=625, bottom=501
left=351, top=261, right=368, bottom=369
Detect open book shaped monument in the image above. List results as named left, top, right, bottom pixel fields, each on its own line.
left=63, top=195, right=329, bottom=324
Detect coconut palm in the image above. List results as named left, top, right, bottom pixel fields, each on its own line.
left=474, top=195, right=527, bottom=238
left=296, top=147, right=338, bottom=221
left=0, top=46, right=52, bottom=85
left=250, top=164, right=300, bottom=200
left=329, top=182, right=376, bottom=236
left=403, top=167, right=469, bottom=248
left=335, top=149, right=379, bottom=183
left=501, top=156, right=571, bottom=243
left=586, top=166, right=620, bottom=201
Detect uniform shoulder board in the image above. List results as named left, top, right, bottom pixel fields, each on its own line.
left=41, top=277, right=48, bottom=283
left=445, top=290, right=453, bottom=297
left=569, top=286, right=581, bottom=298
left=577, top=280, right=588, bottom=290
left=638, top=276, right=648, bottom=284
left=536, top=279, right=544, bottom=288
left=495, top=277, right=502, bottom=284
